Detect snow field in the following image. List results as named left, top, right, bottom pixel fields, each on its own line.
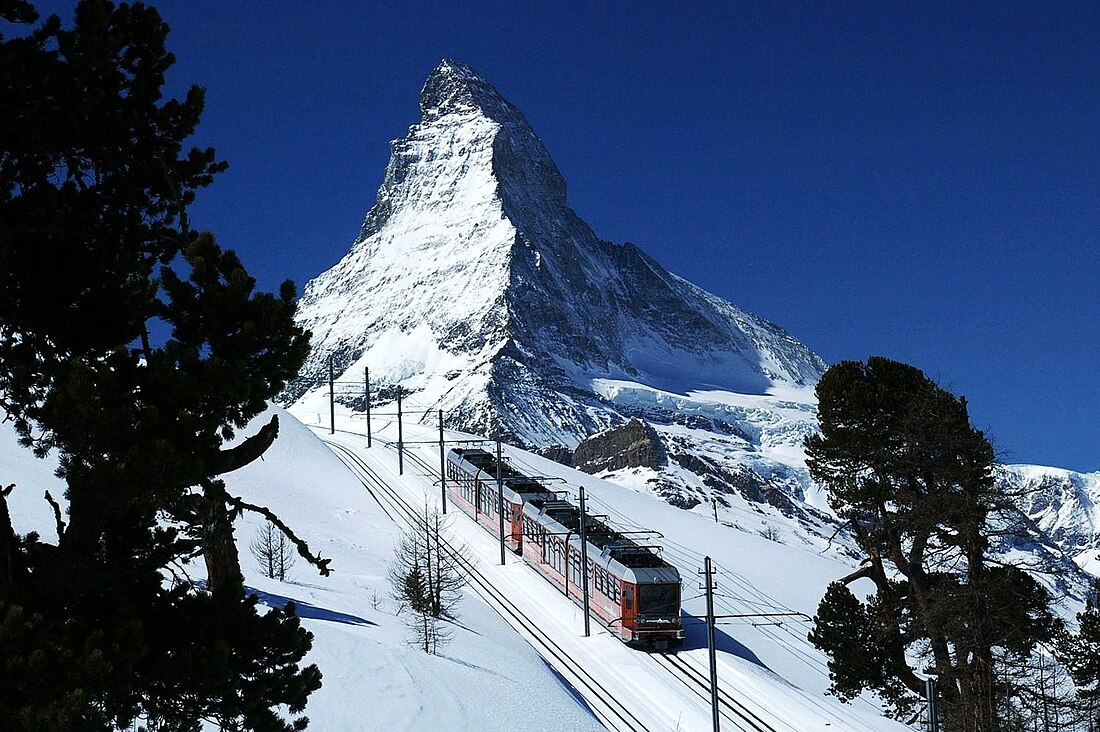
left=307, top=406, right=910, bottom=731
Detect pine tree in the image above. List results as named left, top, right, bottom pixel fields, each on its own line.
left=0, top=2, right=324, bottom=728
left=1057, top=579, right=1100, bottom=730
left=252, top=520, right=296, bottom=582
left=389, top=506, right=466, bottom=653
left=805, top=357, right=1058, bottom=731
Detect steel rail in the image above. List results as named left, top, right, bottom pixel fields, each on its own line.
left=323, top=438, right=656, bottom=732
left=650, top=652, right=787, bottom=732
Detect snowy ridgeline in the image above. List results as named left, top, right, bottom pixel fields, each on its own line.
left=5, top=405, right=911, bottom=730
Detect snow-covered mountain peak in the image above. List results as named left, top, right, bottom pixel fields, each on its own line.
left=357, top=59, right=565, bottom=244
left=289, top=60, right=830, bottom=512
left=421, top=59, right=521, bottom=125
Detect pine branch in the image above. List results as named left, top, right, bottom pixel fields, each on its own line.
left=838, top=559, right=875, bottom=585
left=211, top=415, right=279, bottom=475
left=227, top=495, right=331, bottom=576
left=43, top=489, right=65, bottom=540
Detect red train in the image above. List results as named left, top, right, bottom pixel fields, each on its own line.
left=445, top=447, right=684, bottom=650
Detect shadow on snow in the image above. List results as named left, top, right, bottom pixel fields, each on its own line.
left=678, top=614, right=768, bottom=669
left=246, top=586, right=377, bottom=627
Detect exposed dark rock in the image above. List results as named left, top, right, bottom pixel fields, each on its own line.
left=537, top=445, right=574, bottom=467
left=572, top=419, right=665, bottom=474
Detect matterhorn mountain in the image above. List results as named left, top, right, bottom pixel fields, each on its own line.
left=285, top=60, right=840, bottom=537
left=284, top=61, right=1099, bottom=586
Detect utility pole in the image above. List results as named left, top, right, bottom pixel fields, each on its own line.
left=579, top=486, right=591, bottom=638
left=496, top=438, right=505, bottom=566
left=704, top=556, right=720, bottom=732
left=328, top=355, right=335, bottom=435
left=925, top=677, right=939, bottom=732
left=365, top=367, right=371, bottom=448
left=712, top=497, right=718, bottom=523
left=397, top=387, right=404, bottom=475
left=438, top=409, right=447, bottom=514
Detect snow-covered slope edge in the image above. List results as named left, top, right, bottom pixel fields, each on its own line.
left=301, top=409, right=911, bottom=731
left=0, top=409, right=604, bottom=732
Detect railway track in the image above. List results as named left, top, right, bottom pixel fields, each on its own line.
left=649, top=652, right=787, bottom=732
left=322, top=436, right=658, bottom=732
left=387, top=437, right=784, bottom=732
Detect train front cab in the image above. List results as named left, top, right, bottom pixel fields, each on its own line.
left=618, top=578, right=684, bottom=651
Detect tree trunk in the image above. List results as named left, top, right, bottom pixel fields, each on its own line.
left=201, top=480, right=243, bottom=597
left=0, top=486, right=23, bottom=602
left=960, top=648, right=998, bottom=732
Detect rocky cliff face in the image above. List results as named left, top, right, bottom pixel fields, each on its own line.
left=1002, top=465, right=1100, bottom=567
left=568, top=419, right=665, bottom=474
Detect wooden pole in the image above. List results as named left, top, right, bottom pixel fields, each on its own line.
left=438, top=409, right=447, bottom=514
left=365, top=367, right=371, bottom=448
left=402, top=385, right=407, bottom=477
left=328, top=356, right=335, bottom=435
left=496, top=439, right=505, bottom=566
left=705, top=556, right=720, bottom=732
left=580, top=486, right=591, bottom=638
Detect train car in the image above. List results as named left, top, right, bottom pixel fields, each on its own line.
left=521, top=494, right=684, bottom=650
left=446, top=448, right=684, bottom=650
left=445, top=448, right=558, bottom=551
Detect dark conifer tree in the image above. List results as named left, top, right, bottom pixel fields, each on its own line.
left=805, top=356, right=1058, bottom=731
left=1058, top=580, right=1100, bottom=713
left=0, top=1, right=323, bottom=728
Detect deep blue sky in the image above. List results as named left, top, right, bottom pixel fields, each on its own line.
left=38, top=2, right=1100, bottom=472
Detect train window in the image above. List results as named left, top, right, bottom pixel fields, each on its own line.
left=524, top=518, right=542, bottom=548
left=478, top=485, right=496, bottom=515
left=548, top=537, right=564, bottom=573
left=623, top=586, right=633, bottom=610
left=611, top=580, right=620, bottom=603
left=638, top=584, right=679, bottom=618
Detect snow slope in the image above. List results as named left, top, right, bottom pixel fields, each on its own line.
left=3, top=400, right=912, bottom=730
left=0, top=410, right=604, bottom=732
left=10, top=398, right=1091, bottom=730
left=287, top=405, right=913, bottom=731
